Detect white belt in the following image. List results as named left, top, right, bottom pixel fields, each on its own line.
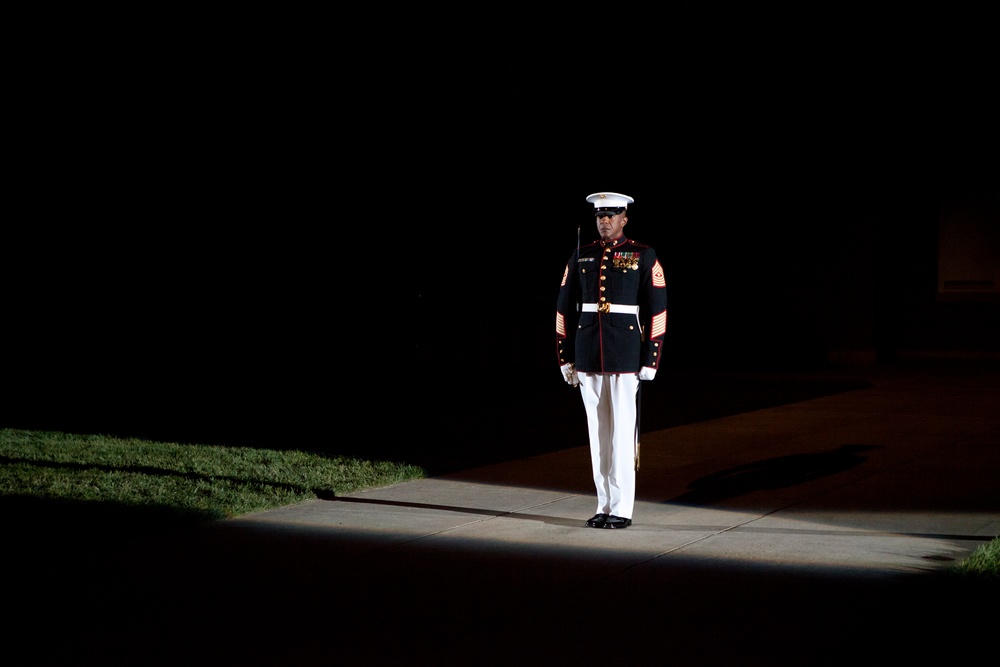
left=580, top=303, right=639, bottom=314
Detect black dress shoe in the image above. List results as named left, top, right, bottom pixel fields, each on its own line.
left=601, top=515, right=632, bottom=529
left=586, top=513, right=609, bottom=528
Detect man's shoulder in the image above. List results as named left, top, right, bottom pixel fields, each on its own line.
left=624, top=239, right=655, bottom=250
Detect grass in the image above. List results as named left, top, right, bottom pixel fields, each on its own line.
left=950, top=534, right=1000, bottom=578
left=0, top=427, right=426, bottom=547
left=0, top=428, right=425, bottom=506
left=2, top=426, right=998, bottom=580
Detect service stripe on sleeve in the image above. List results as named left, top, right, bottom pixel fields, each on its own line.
left=650, top=310, right=667, bottom=339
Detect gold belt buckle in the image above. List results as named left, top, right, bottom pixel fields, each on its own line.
left=598, top=302, right=611, bottom=314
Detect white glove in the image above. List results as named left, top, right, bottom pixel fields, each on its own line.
left=638, top=366, right=657, bottom=381
left=560, top=363, right=579, bottom=387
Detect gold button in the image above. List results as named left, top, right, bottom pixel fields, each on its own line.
left=600, top=286, right=605, bottom=292
left=600, top=275, right=606, bottom=281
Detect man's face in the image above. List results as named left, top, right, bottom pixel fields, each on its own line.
left=596, top=211, right=627, bottom=241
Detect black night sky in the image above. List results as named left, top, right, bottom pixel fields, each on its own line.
left=3, top=7, right=996, bottom=450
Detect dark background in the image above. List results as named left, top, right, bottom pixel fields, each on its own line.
left=3, top=7, right=997, bottom=457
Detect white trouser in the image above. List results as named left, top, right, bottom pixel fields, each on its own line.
left=578, top=372, right=639, bottom=519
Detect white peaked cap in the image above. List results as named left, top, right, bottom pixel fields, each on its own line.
left=586, top=192, right=635, bottom=209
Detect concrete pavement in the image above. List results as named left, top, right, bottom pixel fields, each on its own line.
left=16, top=360, right=1000, bottom=666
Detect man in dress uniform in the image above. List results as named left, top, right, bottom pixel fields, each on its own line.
left=556, top=192, right=668, bottom=529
